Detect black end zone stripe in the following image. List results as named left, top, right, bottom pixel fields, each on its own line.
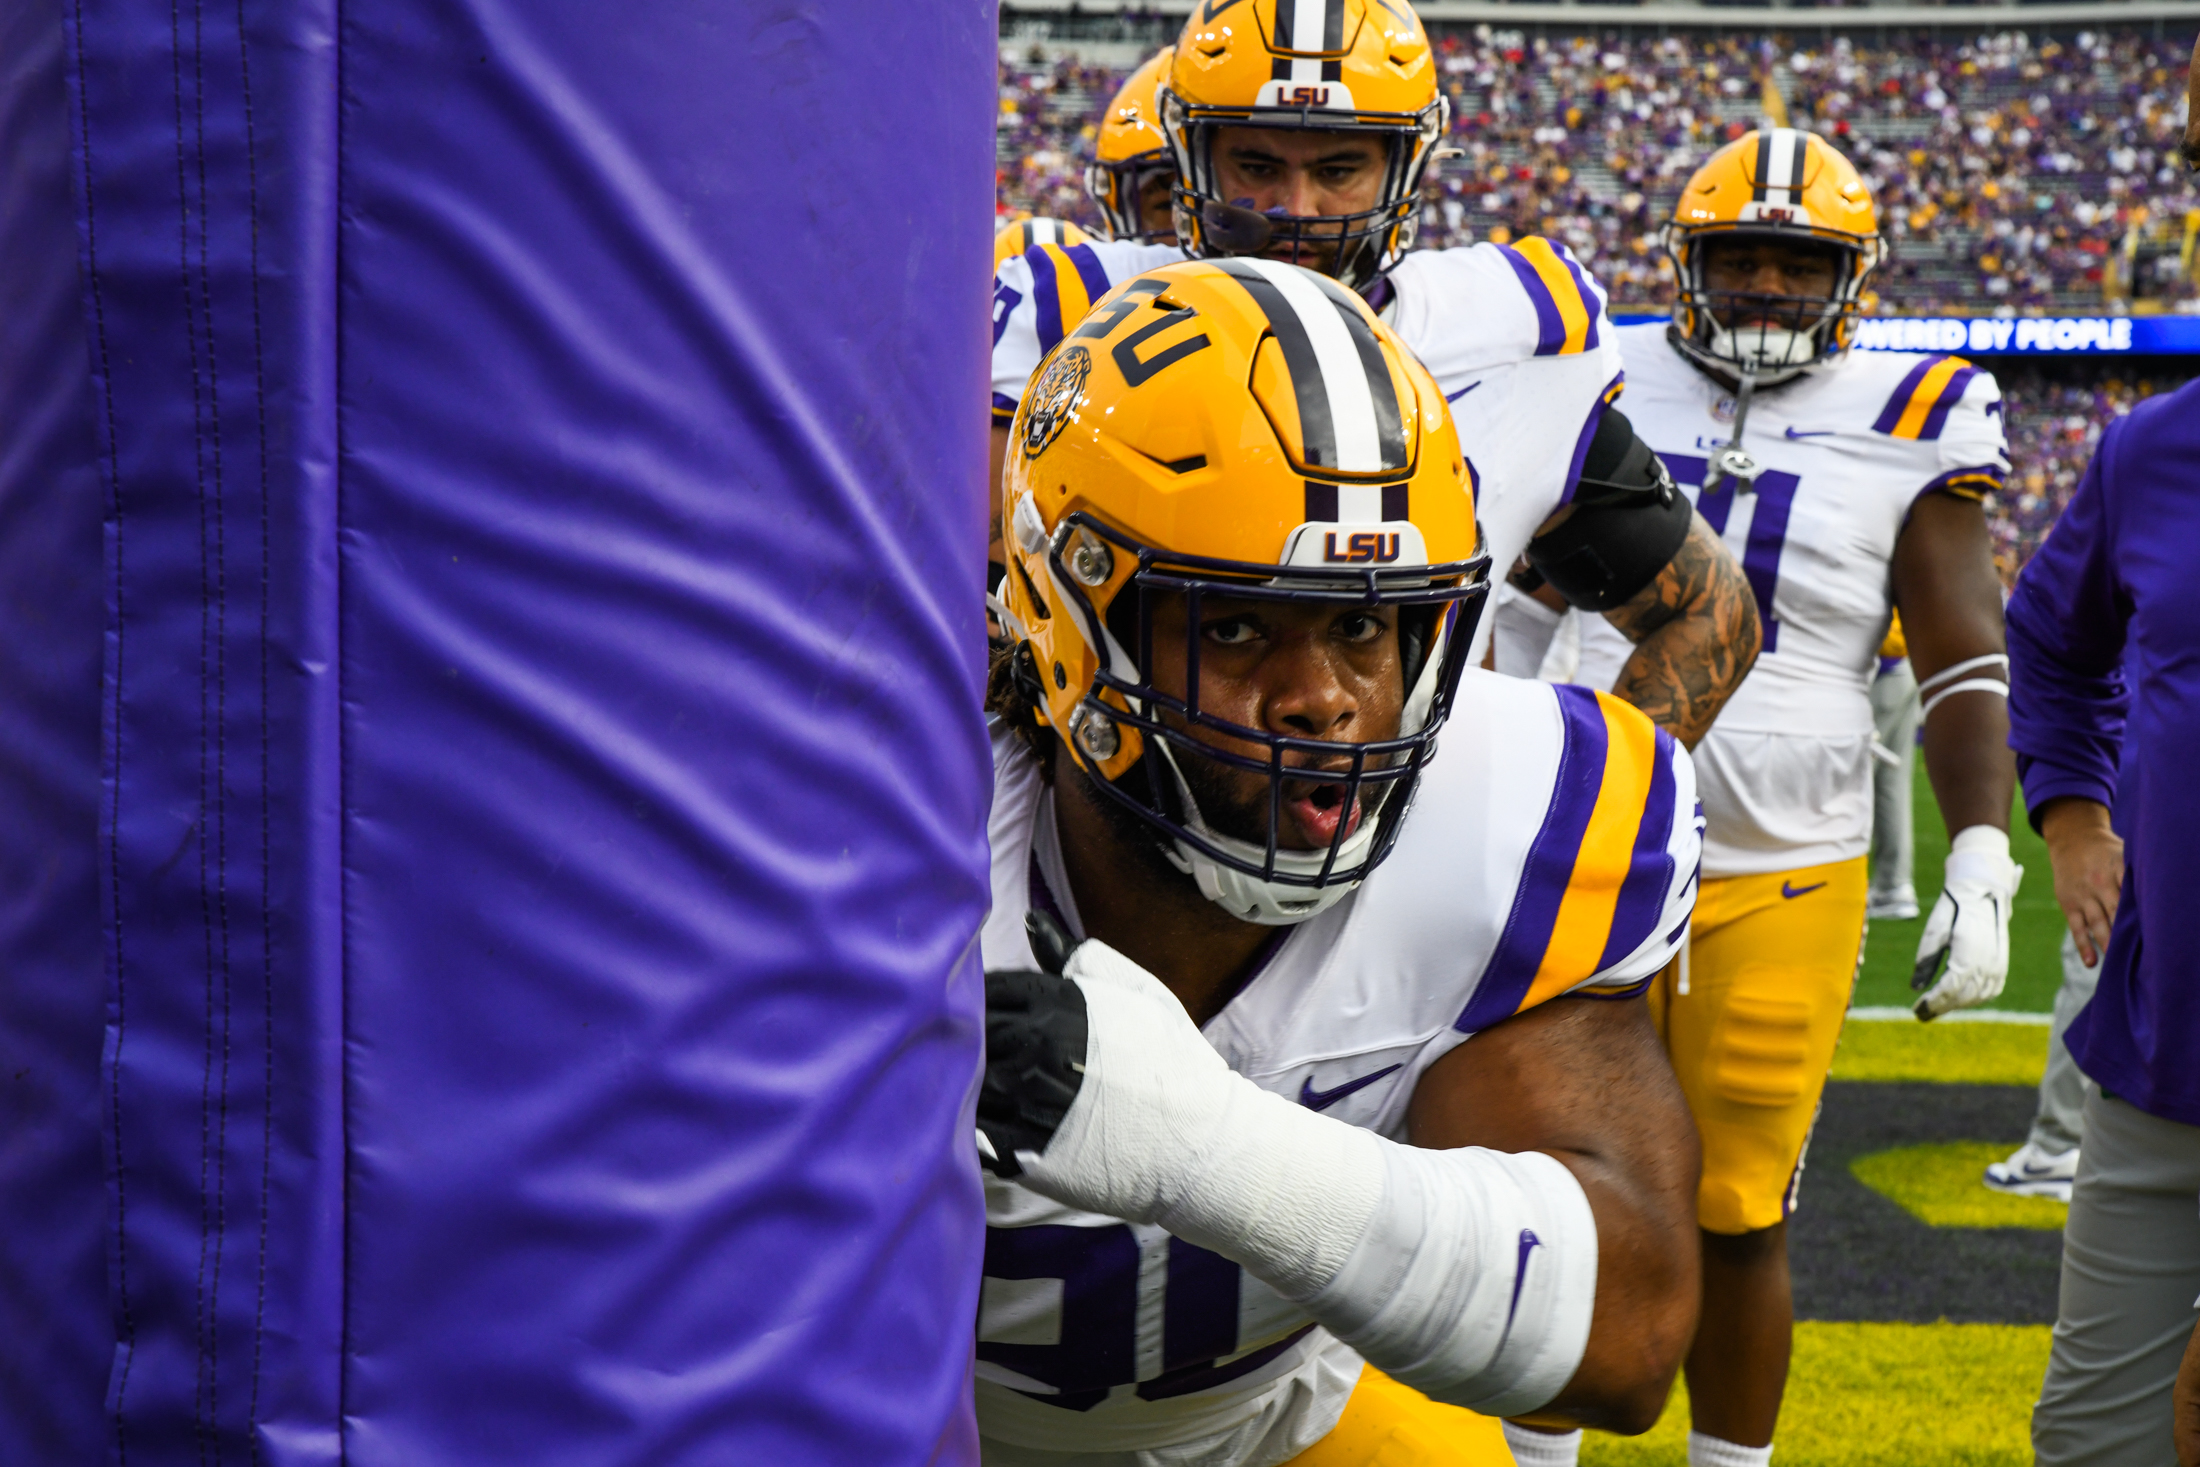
left=1305, top=271, right=1409, bottom=473
left=1212, top=258, right=1337, bottom=469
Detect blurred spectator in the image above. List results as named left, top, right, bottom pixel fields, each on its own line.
left=993, top=28, right=2199, bottom=584
left=1001, top=25, right=2200, bottom=314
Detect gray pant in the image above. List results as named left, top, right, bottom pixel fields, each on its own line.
left=2033, top=1089, right=2200, bottom=1465
left=2029, top=932, right=2104, bottom=1157
left=1868, top=659, right=1920, bottom=906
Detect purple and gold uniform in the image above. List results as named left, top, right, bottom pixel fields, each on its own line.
left=975, top=674, right=1702, bottom=1465
left=1569, top=326, right=2007, bottom=1233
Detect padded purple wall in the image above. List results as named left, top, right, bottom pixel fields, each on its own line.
left=7, top=1, right=994, bottom=1461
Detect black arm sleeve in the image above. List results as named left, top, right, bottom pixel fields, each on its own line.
left=1524, top=406, right=1695, bottom=612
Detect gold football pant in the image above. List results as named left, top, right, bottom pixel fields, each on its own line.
left=1647, top=855, right=1869, bottom=1235
left=1282, top=1365, right=1516, bottom=1466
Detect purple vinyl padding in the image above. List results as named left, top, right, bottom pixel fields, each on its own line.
left=17, top=1, right=994, bottom=1461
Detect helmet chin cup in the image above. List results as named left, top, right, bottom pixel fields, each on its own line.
left=1200, top=199, right=1275, bottom=257
left=1152, top=738, right=1370, bottom=927
left=1706, top=324, right=1818, bottom=384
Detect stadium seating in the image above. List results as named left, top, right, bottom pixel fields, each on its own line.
left=994, top=24, right=2200, bottom=580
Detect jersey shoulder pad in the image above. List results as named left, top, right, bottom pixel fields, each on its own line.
left=1394, top=236, right=1611, bottom=368
left=1451, top=682, right=1699, bottom=1033
left=1861, top=352, right=2009, bottom=498
left=998, top=240, right=1185, bottom=363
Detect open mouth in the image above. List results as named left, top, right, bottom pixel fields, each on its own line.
left=1282, top=777, right=1363, bottom=848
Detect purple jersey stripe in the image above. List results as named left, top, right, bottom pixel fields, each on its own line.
left=1455, top=685, right=1611, bottom=1033
left=1869, top=356, right=1940, bottom=435
left=1917, top=463, right=2006, bottom=503
left=1916, top=364, right=1979, bottom=441
left=1594, top=726, right=1678, bottom=972
left=1065, top=243, right=1114, bottom=309
left=1558, top=371, right=1624, bottom=505
left=993, top=391, right=1021, bottom=421
left=1496, top=243, right=1567, bottom=357
left=1557, top=249, right=1603, bottom=351
left=1032, top=248, right=1067, bottom=355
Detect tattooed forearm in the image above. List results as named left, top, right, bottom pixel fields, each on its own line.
left=1604, top=513, right=1760, bottom=748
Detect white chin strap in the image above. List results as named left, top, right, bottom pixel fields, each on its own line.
left=1707, top=323, right=1818, bottom=383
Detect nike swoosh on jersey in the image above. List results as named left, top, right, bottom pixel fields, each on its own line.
left=1446, top=380, right=1482, bottom=402
left=1784, top=427, right=1834, bottom=440
left=1782, top=880, right=1828, bottom=899
left=1298, top=1063, right=1403, bottom=1113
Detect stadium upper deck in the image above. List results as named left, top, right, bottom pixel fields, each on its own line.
left=999, top=13, right=2200, bottom=317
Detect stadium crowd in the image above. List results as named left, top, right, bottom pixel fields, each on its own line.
left=994, top=26, right=2200, bottom=580
left=999, top=26, right=2199, bottom=316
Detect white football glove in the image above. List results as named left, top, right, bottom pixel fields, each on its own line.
left=1912, top=825, right=2023, bottom=1021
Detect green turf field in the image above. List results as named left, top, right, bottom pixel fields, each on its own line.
left=1580, top=1323, right=2053, bottom=1467
left=1851, top=759, right=2062, bottom=1014
left=1569, top=760, right=2070, bottom=1465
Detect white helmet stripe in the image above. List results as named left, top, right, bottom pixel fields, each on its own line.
left=1755, top=128, right=1808, bottom=205
left=1241, top=258, right=1387, bottom=476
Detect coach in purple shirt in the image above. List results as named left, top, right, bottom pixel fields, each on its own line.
left=2012, top=373, right=2200, bottom=1467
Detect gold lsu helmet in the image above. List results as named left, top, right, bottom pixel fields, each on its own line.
left=1160, top=0, right=1448, bottom=291
left=1664, top=128, right=1885, bottom=383
left=994, top=215, right=1096, bottom=273
left=997, top=257, right=1486, bottom=924
left=1086, top=48, right=1176, bottom=242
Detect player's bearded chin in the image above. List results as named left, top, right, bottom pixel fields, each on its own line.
left=1166, top=735, right=1387, bottom=854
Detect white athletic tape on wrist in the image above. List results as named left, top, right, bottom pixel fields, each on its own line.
left=1916, top=652, right=2007, bottom=698
left=1019, top=940, right=1384, bottom=1296
left=1920, top=677, right=2007, bottom=722
left=1303, top=1141, right=1597, bottom=1417
left=1016, top=941, right=1598, bottom=1412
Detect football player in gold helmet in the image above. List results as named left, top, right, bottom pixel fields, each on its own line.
left=992, top=0, right=1762, bottom=761
left=994, top=214, right=1095, bottom=274
left=980, top=258, right=1703, bottom=1465
left=1495, top=130, right=2019, bottom=1467
left=1085, top=47, right=1178, bottom=243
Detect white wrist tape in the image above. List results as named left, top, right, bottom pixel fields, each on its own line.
left=1301, top=1138, right=1597, bottom=1416
left=1016, top=941, right=1598, bottom=1414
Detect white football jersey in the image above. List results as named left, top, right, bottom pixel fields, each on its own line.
left=974, top=672, right=1702, bottom=1465
left=1569, top=324, right=2007, bottom=876
left=991, top=236, right=1626, bottom=660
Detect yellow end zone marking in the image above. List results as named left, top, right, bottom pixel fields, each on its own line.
left=1831, top=1019, right=2047, bottom=1087
left=1850, top=1142, right=2067, bottom=1231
